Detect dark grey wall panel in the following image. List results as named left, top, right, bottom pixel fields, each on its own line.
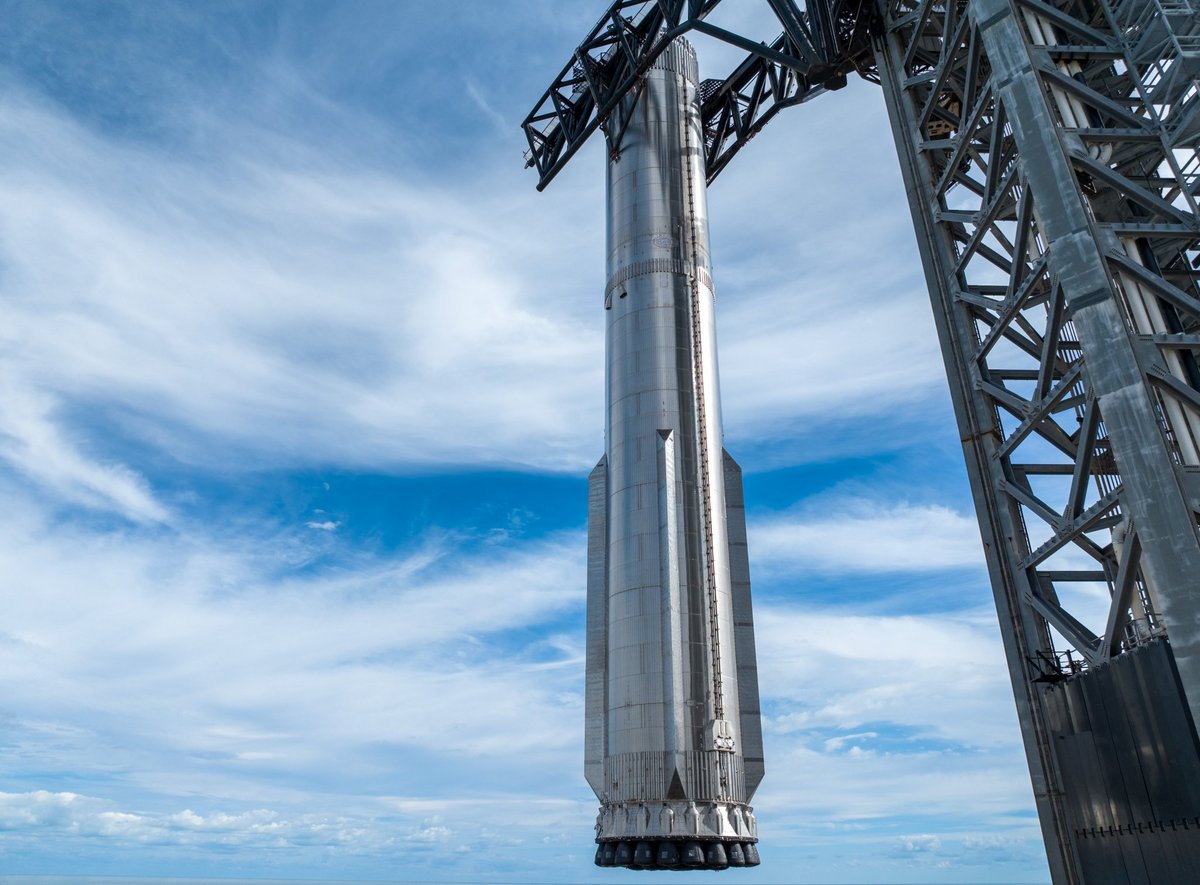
left=1044, top=641, right=1200, bottom=882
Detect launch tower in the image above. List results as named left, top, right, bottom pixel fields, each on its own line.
left=525, top=0, right=1200, bottom=881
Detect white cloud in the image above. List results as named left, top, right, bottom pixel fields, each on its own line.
left=709, top=81, right=949, bottom=452
left=0, top=376, right=167, bottom=523
left=0, top=489, right=586, bottom=811
left=747, top=598, right=1036, bottom=842
left=0, top=783, right=606, bottom=883
left=823, top=731, right=878, bottom=751
left=751, top=498, right=984, bottom=574
left=757, top=603, right=1017, bottom=743
left=0, top=477, right=1046, bottom=876
left=0, top=92, right=604, bottom=484
left=0, top=790, right=468, bottom=852
left=0, top=73, right=954, bottom=500
left=898, top=833, right=943, bottom=853
left=721, top=293, right=944, bottom=433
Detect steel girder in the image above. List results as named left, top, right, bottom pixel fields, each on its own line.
left=876, top=0, right=1200, bottom=877
left=520, top=0, right=876, bottom=189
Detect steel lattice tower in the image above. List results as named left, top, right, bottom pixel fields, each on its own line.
left=524, top=1, right=1200, bottom=880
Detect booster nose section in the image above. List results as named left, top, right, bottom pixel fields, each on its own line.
left=584, top=38, right=764, bottom=871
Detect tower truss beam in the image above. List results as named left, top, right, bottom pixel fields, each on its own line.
left=876, top=0, right=1200, bottom=877
left=520, top=0, right=876, bottom=189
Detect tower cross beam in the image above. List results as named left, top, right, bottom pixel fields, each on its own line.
left=521, top=0, right=875, bottom=190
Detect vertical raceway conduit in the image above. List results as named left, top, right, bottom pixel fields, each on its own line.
left=680, top=64, right=730, bottom=766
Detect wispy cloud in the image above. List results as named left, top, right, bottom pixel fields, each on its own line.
left=758, top=602, right=1015, bottom=731
left=0, top=91, right=603, bottom=487
left=0, top=789, right=576, bottom=867
left=0, top=76, right=955, bottom=503
left=0, top=488, right=585, bottom=802
left=710, top=82, right=948, bottom=458
left=747, top=599, right=1043, bottom=880
left=751, top=498, right=984, bottom=574
left=465, top=79, right=510, bottom=133
left=0, top=377, right=167, bottom=523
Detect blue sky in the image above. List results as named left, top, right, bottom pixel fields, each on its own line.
left=0, top=2, right=1049, bottom=882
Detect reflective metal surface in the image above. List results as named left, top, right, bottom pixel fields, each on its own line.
left=585, top=38, right=763, bottom=871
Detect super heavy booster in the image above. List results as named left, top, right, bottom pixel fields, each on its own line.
left=586, top=38, right=764, bottom=872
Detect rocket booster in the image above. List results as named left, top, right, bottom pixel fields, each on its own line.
left=586, top=38, right=764, bottom=871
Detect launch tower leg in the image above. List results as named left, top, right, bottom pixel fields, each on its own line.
left=876, top=0, right=1200, bottom=878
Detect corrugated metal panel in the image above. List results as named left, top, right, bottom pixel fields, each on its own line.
left=1044, top=640, right=1200, bottom=881
left=1082, top=657, right=1152, bottom=881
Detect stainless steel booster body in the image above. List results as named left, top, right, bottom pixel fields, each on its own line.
left=586, top=38, right=764, bottom=871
